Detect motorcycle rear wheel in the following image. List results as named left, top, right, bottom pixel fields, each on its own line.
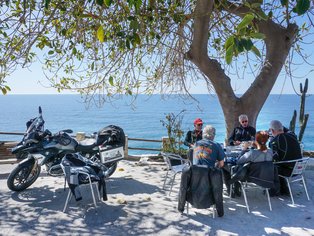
left=7, top=161, right=41, bottom=191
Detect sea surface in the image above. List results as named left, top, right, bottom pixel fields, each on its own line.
left=0, top=94, right=313, bottom=154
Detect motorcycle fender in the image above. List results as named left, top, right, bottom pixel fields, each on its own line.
left=11, top=145, right=25, bottom=154
left=18, top=156, right=36, bottom=166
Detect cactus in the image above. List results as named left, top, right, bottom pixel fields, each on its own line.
left=299, top=79, right=308, bottom=124
left=289, top=110, right=297, bottom=133
left=289, top=78, right=309, bottom=142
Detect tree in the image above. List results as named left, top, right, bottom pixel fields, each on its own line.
left=0, top=0, right=313, bottom=138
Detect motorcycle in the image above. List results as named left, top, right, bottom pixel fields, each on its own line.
left=7, top=106, right=125, bottom=192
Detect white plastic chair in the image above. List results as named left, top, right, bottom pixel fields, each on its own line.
left=276, top=157, right=310, bottom=205
left=161, top=152, right=190, bottom=196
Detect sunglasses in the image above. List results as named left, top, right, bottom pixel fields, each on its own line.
left=241, top=120, right=248, bottom=124
left=196, top=124, right=203, bottom=126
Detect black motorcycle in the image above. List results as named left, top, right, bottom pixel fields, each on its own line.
left=7, top=107, right=125, bottom=192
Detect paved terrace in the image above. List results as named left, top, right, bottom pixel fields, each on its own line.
left=0, top=159, right=314, bottom=236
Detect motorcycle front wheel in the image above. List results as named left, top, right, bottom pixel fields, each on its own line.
left=7, top=161, right=41, bottom=191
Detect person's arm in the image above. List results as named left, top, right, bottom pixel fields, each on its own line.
left=184, top=131, right=192, bottom=147
left=269, top=137, right=280, bottom=161
left=217, top=160, right=224, bottom=168
left=217, top=144, right=225, bottom=168
left=228, top=128, right=236, bottom=146
left=250, top=127, right=256, bottom=140
left=237, top=151, right=252, bottom=165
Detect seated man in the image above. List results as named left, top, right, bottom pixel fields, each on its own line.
left=193, top=125, right=225, bottom=168
left=228, top=114, right=256, bottom=146
left=184, top=118, right=203, bottom=148
left=184, top=118, right=203, bottom=162
left=269, top=120, right=302, bottom=195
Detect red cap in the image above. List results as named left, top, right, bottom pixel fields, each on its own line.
left=194, top=118, right=203, bottom=125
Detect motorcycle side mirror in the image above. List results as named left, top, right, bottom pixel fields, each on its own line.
left=39, top=106, right=42, bottom=115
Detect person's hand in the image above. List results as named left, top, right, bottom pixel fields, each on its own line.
left=241, top=141, right=250, bottom=150
left=234, top=141, right=241, bottom=146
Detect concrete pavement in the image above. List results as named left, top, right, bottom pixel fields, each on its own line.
left=0, top=160, right=314, bottom=236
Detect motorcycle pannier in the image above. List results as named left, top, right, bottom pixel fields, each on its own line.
left=99, top=145, right=124, bottom=163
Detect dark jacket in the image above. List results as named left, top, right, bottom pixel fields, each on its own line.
left=184, top=130, right=202, bottom=148
left=269, top=132, right=302, bottom=176
left=228, top=126, right=256, bottom=146
left=61, top=153, right=108, bottom=201
left=178, top=165, right=224, bottom=217
left=229, top=161, right=279, bottom=190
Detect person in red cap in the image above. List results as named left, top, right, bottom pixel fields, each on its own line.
left=184, top=118, right=203, bottom=148
left=184, top=118, right=203, bottom=161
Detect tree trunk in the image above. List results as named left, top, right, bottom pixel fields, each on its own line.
left=187, top=0, right=298, bottom=141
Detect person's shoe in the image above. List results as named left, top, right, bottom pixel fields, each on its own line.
left=234, top=183, right=242, bottom=197
left=235, top=188, right=241, bottom=197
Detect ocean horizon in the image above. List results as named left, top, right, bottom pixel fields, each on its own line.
left=1, top=94, right=313, bottom=154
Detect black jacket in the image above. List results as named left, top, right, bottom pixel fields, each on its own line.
left=178, top=165, right=224, bottom=217
left=228, top=126, right=256, bottom=145
left=269, top=132, right=302, bottom=176
left=229, top=161, right=279, bottom=190
left=184, top=130, right=202, bottom=148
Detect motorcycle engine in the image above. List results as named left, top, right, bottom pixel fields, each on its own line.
left=46, top=158, right=63, bottom=176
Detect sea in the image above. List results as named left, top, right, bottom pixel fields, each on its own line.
left=0, top=94, right=313, bottom=155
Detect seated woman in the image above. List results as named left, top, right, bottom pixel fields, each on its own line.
left=237, top=131, right=273, bottom=165
left=223, top=131, right=273, bottom=197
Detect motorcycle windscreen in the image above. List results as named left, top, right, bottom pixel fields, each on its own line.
left=99, top=145, right=124, bottom=163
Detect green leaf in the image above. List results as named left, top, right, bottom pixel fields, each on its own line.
left=225, top=46, right=234, bottom=64
left=243, top=39, right=253, bottom=51
left=126, top=38, right=131, bottom=49
left=250, top=32, right=265, bottom=39
left=280, top=0, right=288, bottom=6
left=96, top=0, right=103, bottom=5
left=44, top=0, right=51, bottom=9
left=237, top=14, right=254, bottom=31
left=104, top=0, right=112, bottom=7
left=109, top=76, right=114, bottom=86
left=1, top=87, right=7, bottom=95
left=255, top=11, right=268, bottom=21
left=133, top=33, right=141, bottom=45
left=130, top=20, right=139, bottom=31
left=293, top=0, right=310, bottom=15
left=97, top=26, right=105, bottom=43
left=251, top=45, right=261, bottom=57
left=224, top=36, right=234, bottom=50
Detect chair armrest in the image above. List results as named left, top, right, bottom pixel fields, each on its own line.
left=161, top=152, right=189, bottom=164
left=275, top=157, right=308, bottom=164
